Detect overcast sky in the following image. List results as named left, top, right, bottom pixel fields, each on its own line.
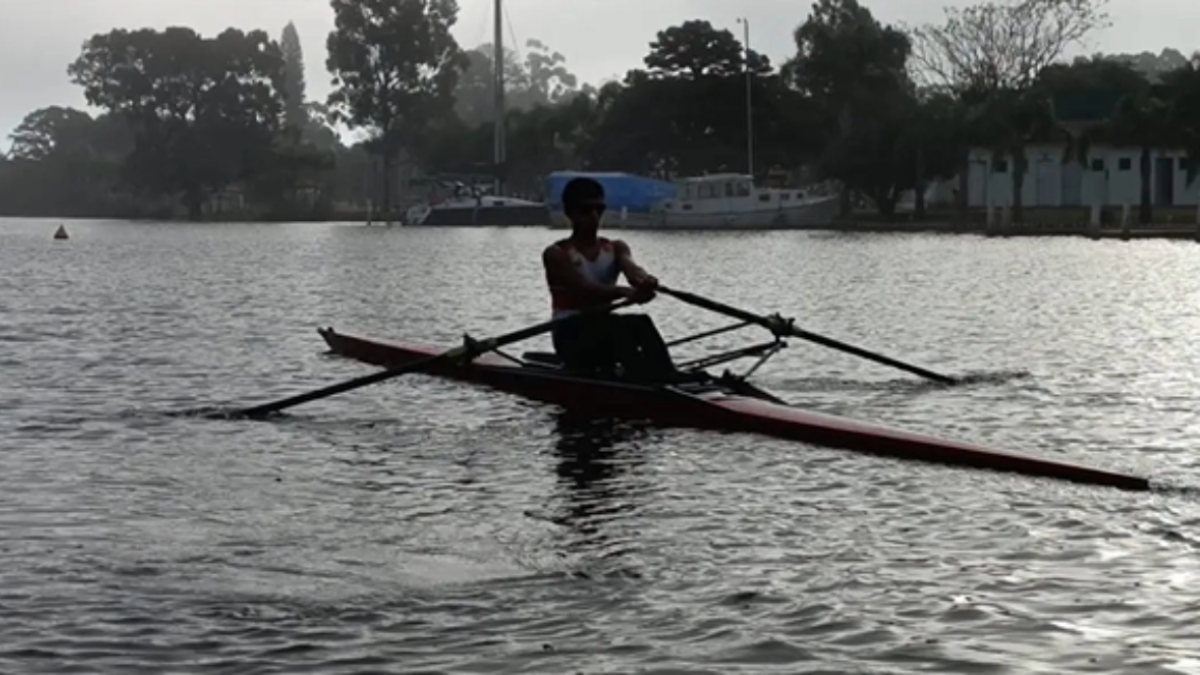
left=2, top=0, right=1198, bottom=151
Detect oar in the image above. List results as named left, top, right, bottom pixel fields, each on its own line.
left=223, top=299, right=635, bottom=419
left=659, top=286, right=958, bottom=385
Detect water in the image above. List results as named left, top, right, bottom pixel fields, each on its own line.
left=3, top=218, right=1200, bottom=673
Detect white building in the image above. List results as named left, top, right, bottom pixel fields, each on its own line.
left=967, top=144, right=1200, bottom=209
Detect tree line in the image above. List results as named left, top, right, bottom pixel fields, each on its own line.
left=2, top=0, right=1199, bottom=223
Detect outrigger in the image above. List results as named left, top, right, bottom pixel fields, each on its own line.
left=228, top=287, right=1151, bottom=492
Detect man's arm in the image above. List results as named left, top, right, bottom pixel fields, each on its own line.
left=613, top=239, right=658, bottom=290
left=543, top=244, right=631, bottom=304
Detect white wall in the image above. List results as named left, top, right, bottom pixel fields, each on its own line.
left=967, top=144, right=1200, bottom=209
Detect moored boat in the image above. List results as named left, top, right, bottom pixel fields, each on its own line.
left=546, top=171, right=678, bottom=229
left=405, top=184, right=548, bottom=226
left=649, top=173, right=839, bottom=229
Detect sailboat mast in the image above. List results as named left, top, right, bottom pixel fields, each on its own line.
left=493, top=0, right=506, bottom=195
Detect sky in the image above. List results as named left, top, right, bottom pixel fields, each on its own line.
left=1, top=0, right=1199, bottom=152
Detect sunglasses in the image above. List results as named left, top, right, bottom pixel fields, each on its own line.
left=568, top=202, right=607, bottom=216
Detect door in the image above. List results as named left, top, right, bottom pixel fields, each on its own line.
left=1061, top=160, right=1083, bottom=206
left=1035, top=160, right=1057, bottom=206
left=1155, top=156, right=1175, bottom=206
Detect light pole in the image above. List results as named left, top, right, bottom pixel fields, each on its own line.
left=737, top=17, right=753, bottom=180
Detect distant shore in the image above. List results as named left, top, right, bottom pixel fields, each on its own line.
left=8, top=208, right=1200, bottom=241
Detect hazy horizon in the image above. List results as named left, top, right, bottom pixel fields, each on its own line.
left=2, top=0, right=1199, bottom=150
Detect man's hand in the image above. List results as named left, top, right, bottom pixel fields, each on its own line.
left=624, top=286, right=656, bottom=304
left=633, top=274, right=660, bottom=291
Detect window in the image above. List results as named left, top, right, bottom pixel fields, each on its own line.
left=758, top=194, right=771, bottom=202
left=737, top=183, right=751, bottom=197
left=993, top=159, right=1008, bottom=173
left=1118, top=157, right=1132, bottom=171
left=780, top=192, right=791, bottom=201
left=725, top=183, right=735, bottom=197
left=681, top=203, right=692, bottom=211
left=1090, top=159, right=1104, bottom=172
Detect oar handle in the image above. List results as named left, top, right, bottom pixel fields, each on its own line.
left=659, top=286, right=957, bottom=385
left=660, top=287, right=770, bottom=327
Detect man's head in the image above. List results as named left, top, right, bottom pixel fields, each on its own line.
left=562, top=177, right=606, bottom=236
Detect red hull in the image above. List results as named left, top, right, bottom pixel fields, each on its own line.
left=318, top=328, right=1149, bottom=491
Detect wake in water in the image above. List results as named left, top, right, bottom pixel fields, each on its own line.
left=774, top=369, right=1033, bottom=395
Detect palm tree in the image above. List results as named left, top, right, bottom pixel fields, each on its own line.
left=964, top=88, right=1055, bottom=225
left=1163, top=59, right=1200, bottom=195
left=1107, top=88, right=1173, bottom=224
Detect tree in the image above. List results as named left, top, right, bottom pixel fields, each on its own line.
left=965, top=87, right=1057, bottom=223
left=1165, top=61, right=1200, bottom=185
left=1108, top=89, right=1173, bottom=223
left=1037, top=59, right=1146, bottom=205
left=452, top=39, right=578, bottom=127
left=326, top=0, right=465, bottom=213
left=645, top=20, right=745, bottom=79
left=786, top=0, right=911, bottom=109
left=69, top=27, right=285, bottom=219
left=521, top=39, right=579, bottom=106
left=910, top=0, right=1110, bottom=94
left=902, top=92, right=967, bottom=218
left=281, top=22, right=307, bottom=131
left=8, top=106, right=95, bottom=161
left=1077, top=49, right=1189, bottom=82
left=909, top=0, right=1109, bottom=223
left=454, top=47, right=505, bottom=128
left=786, top=0, right=915, bottom=216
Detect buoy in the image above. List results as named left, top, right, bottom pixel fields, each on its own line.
left=53, top=224, right=69, bottom=240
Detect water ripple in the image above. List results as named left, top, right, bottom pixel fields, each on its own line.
left=2, top=220, right=1200, bottom=672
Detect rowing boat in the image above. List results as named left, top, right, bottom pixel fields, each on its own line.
left=317, top=325, right=1150, bottom=492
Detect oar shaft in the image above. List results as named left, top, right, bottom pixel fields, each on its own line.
left=237, top=350, right=451, bottom=418
left=234, top=299, right=636, bottom=418
left=785, top=327, right=956, bottom=384
left=660, top=286, right=957, bottom=385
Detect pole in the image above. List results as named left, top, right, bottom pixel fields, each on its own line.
left=493, top=0, right=506, bottom=197
left=741, top=18, right=754, bottom=180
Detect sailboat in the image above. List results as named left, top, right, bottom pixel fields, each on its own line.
left=405, top=0, right=548, bottom=226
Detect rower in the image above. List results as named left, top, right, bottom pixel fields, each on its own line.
left=542, top=177, right=676, bottom=381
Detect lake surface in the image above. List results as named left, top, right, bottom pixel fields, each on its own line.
left=3, top=217, right=1200, bottom=673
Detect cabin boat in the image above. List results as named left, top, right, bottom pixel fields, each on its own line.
left=647, top=173, right=839, bottom=230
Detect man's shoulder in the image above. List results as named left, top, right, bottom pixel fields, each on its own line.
left=543, top=239, right=571, bottom=262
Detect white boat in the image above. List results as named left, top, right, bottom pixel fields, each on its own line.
left=405, top=184, right=546, bottom=226
left=644, top=174, right=839, bottom=230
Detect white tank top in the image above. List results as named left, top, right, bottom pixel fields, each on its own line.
left=550, top=239, right=619, bottom=320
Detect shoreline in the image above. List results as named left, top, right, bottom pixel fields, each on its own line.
left=7, top=212, right=1200, bottom=241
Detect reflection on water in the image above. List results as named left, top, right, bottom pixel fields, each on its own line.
left=549, top=413, right=651, bottom=565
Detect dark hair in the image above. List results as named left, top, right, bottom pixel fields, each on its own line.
left=561, top=177, right=604, bottom=214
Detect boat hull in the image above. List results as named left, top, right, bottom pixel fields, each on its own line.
left=655, top=196, right=840, bottom=230
left=318, top=328, right=1149, bottom=491
left=408, top=204, right=549, bottom=227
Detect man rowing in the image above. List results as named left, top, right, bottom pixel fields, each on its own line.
left=542, top=177, right=677, bottom=381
